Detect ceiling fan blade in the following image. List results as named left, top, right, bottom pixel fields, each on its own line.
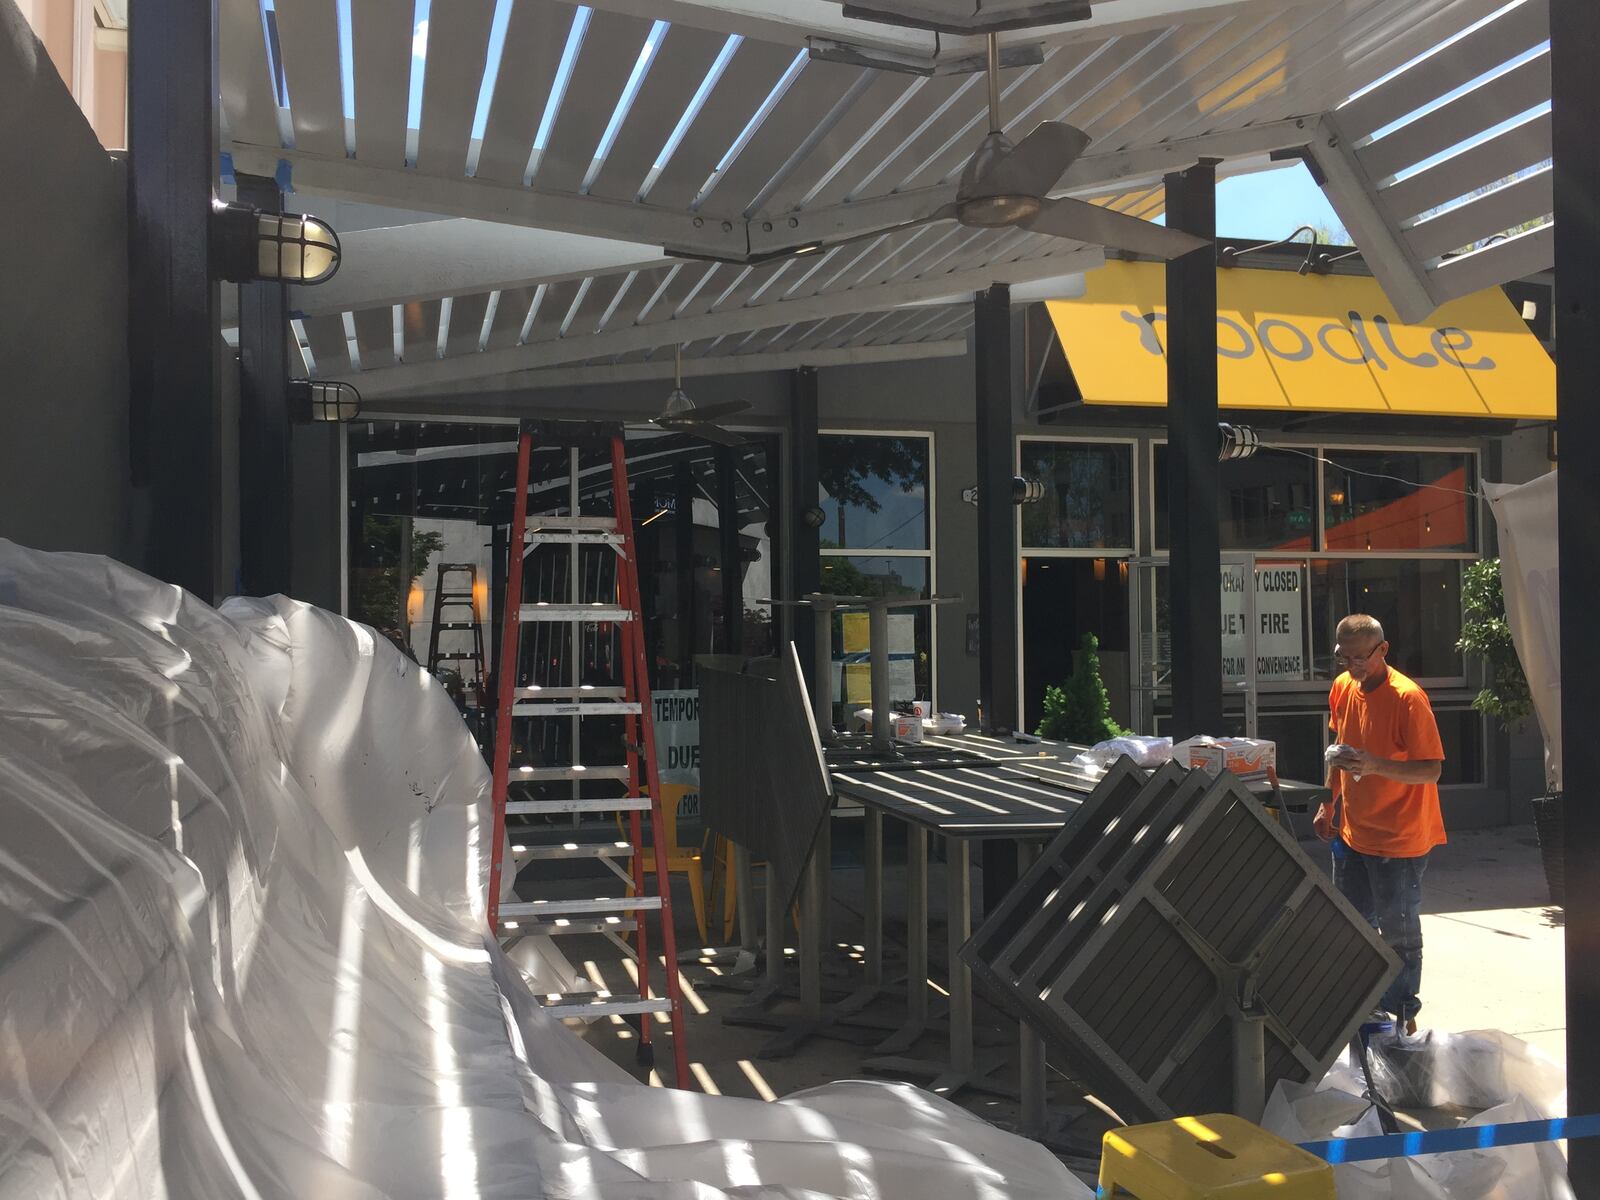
left=1022, top=195, right=1209, bottom=259
left=987, top=121, right=1091, bottom=197
left=674, top=399, right=751, bottom=422
left=680, top=421, right=747, bottom=448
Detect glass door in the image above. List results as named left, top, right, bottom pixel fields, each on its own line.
left=1130, top=554, right=1312, bottom=739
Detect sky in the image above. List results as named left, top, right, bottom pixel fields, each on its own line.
left=1215, top=165, right=1346, bottom=243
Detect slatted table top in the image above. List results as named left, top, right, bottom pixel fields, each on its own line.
left=830, top=759, right=1095, bottom=838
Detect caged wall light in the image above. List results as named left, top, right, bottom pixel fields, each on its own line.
left=212, top=201, right=341, bottom=285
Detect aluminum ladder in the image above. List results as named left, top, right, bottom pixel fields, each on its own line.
left=486, top=421, right=690, bottom=1087
left=426, top=562, right=486, bottom=703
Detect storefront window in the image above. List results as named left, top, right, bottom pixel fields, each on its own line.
left=819, top=433, right=934, bottom=721
left=1020, top=441, right=1134, bottom=549
left=346, top=421, right=780, bottom=694
left=1310, top=558, right=1464, bottom=681
left=1021, top=556, right=1131, bottom=732
left=1154, top=445, right=1316, bottom=551
left=1323, top=451, right=1475, bottom=552
left=818, top=434, right=929, bottom=550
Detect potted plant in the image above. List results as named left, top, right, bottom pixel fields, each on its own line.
left=1455, top=559, right=1559, bottom=902
left=1037, top=632, right=1129, bottom=745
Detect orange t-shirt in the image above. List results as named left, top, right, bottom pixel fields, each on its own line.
left=1328, top=667, right=1447, bottom=858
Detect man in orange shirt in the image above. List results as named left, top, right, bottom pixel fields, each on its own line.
left=1314, top=613, right=1445, bottom=1032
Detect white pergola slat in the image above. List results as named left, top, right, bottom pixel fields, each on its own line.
left=473, top=0, right=574, bottom=185
left=415, top=0, right=498, bottom=177
left=218, top=0, right=1559, bottom=393
left=273, top=0, right=344, bottom=159
left=348, top=0, right=411, bottom=168
left=532, top=10, right=656, bottom=194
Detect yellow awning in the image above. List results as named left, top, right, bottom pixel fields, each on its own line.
left=1045, top=260, right=1554, bottom=419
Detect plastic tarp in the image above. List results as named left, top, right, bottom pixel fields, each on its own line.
left=1262, top=1030, right=1572, bottom=1199
left=1485, top=471, right=1561, bottom=788
left=0, top=543, right=1087, bottom=1200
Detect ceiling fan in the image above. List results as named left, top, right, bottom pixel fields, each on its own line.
left=795, top=34, right=1209, bottom=260
left=642, top=346, right=751, bottom=447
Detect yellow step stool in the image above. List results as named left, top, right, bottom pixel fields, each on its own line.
left=1099, top=1114, right=1335, bottom=1199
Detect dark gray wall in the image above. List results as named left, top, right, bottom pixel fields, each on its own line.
left=0, top=0, right=138, bottom=561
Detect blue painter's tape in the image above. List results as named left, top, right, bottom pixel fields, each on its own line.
left=220, top=151, right=236, bottom=184
left=1301, top=1113, right=1600, bottom=1164
left=275, top=158, right=295, bottom=193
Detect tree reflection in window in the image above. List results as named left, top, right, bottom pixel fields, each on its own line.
left=818, top=435, right=929, bottom=551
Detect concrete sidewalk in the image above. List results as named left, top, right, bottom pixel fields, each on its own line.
left=1404, top=825, right=1565, bottom=1061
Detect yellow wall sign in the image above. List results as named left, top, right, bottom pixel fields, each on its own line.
left=1045, top=261, right=1554, bottom=419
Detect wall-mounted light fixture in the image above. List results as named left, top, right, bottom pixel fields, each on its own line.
left=1217, top=423, right=1259, bottom=461
left=800, top=505, right=827, bottom=529
left=289, top=378, right=361, bottom=422
left=962, top=477, right=1045, bottom=506
left=212, top=201, right=341, bottom=284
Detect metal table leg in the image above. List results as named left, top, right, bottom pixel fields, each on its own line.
left=1017, top=840, right=1047, bottom=1137
left=873, top=823, right=930, bottom=1053
left=834, top=807, right=887, bottom=1018
left=866, top=833, right=1011, bottom=1099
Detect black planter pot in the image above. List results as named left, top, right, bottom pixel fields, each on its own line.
left=1532, top=791, right=1564, bottom=907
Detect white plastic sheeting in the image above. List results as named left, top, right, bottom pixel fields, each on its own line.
left=1263, top=1030, right=1572, bottom=1200
left=1486, top=472, right=1561, bottom=789
left=0, top=543, right=1087, bottom=1200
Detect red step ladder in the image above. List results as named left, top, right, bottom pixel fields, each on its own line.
left=486, top=421, right=690, bottom=1087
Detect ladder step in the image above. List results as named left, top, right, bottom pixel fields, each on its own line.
left=514, top=685, right=627, bottom=701
left=434, top=653, right=479, bottom=661
left=538, top=992, right=672, bottom=1018
left=500, top=896, right=662, bottom=918
left=435, top=622, right=479, bottom=631
left=528, top=516, right=618, bottom=532
left=513, top=764, right=632, bottom=782
left=520, top=603, right=634, bottom=622
left=502, top=915, right=637, bottom=935
left=506, top=796, right=652, bottom=815
left=528, top=530, right=626, bottom=548
left=513, top=840, right=635, bottom=861
left=512, top=700, right=642, bottom=717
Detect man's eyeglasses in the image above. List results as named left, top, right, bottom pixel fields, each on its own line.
left=1335, top=644, right=1386, bottom=670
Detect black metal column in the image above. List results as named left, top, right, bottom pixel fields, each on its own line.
left=790, top=367, right=821, bottom=689
left=975, top=286, right=1021, bottom=914
left=975, top=284, right=1018, bottom=735
left=1552, top=5, right=1600, bottom=1191
left=1163, top=163, right=1223, bottom=739
left=236, top=173, right=292, bottom=596
left=716, top=445, right=743, bottom=654
left=129, top=0, right=221, bottom=599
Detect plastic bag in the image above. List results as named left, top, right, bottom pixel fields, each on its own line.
left=1069, top=735, right=1173, bottom=775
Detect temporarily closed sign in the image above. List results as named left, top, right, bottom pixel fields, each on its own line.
left=1221, top=565, right=1306, bottom=682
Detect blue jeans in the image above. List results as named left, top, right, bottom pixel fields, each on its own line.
left=1332, top=841, right=1428, bottom=1022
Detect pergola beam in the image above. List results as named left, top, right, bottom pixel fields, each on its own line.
left=383, top=339, right=970, bottom=401
left=350, top=249, right=1100, bottom=396
left=222, top=220, right=665, bottom=323
left=227, top=144, right=749, bottom=259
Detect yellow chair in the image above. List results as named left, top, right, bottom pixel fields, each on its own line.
left=621, top=783, right=708, bottom=943
left=1098, top=1114, right=1335, bottom=1199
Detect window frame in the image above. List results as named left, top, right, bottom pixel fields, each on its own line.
left=819, top=427, right=938, bottom=712
left=1140, top=438, right=1486, bottom=786
left=1016, top=433, right=1140, bottom=557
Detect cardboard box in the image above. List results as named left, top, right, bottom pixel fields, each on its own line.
left=1179, top=736, right=1276, bottom=780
